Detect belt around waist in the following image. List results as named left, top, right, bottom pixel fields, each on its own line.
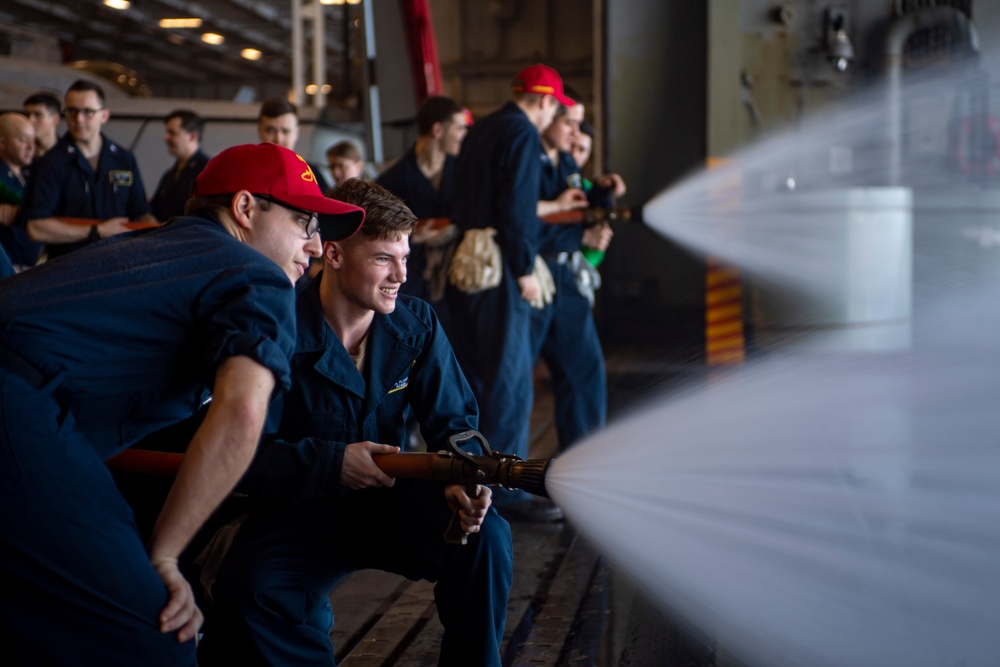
left=0, top=343, right=48, bottom=390
left=541, top=252, right=571, bottom=265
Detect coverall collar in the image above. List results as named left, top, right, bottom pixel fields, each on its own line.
left=296, top=274, right=429, bottom=402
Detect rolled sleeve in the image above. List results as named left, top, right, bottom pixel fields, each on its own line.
left=205, top=271, right=297, bottom=394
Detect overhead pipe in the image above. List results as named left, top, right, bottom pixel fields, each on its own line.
left=361, top=0, right=384, bottom=163
left=292, top=0, right=303, bottom=105
left=291, top=0, right=330, bottom=108
left=312, top=0, right=326, bottom=108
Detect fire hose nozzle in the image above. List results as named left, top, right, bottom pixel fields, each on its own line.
left=502, top=458, right=552, bottom=498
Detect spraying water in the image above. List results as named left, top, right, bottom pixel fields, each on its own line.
left=548, top=20, right=1000, bottom=667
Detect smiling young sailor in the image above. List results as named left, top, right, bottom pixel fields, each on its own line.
left=0, top=142, right=363, bottom=666
left=200, top=179, right=513, bottom=667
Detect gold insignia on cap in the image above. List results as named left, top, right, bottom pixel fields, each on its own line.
left=295, top=153, right=316, bottom=182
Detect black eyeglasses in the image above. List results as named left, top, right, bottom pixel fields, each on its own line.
left=253, top=194, right=320, bottom=239
left=64, top=107, right=104, bottom=119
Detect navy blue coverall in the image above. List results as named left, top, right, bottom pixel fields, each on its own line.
left=0, top=243, right=13, bottom=278
left=0, top=161, right=41, bottom=268
left=200, top=279, right=513, bottom=667
left=21, top=132, right=152, bottom=259
left=444, top=101, right=543, bottom=505
left=531, top=150, right=611, bottom=449
left=150, top=148, right=211, bottom=221
left=376, top=147, right=455, bottom=303
left=0, top=213, right=296, bottom=666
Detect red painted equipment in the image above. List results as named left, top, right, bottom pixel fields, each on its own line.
left=400, top=0, right=444, bottom=103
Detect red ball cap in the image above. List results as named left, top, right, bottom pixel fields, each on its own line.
left=194, top=143, right=365, bottom=241
left=512, top=64, right=575, bottom=107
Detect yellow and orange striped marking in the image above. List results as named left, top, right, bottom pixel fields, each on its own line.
left=706, top=260, right=746, bottom=365
left=705, top=157, right=746, bottom=366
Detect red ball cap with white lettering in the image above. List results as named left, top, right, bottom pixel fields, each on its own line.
left=511, top=64, right=575, bottom=107
left=194, top=142, right=364, bottom=241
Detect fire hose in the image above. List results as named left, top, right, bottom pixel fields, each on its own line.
left=418, top=205, right=643, bottom=233
left=537, top=205, right=643, bottom=226
left=105, top=430, right=553, bottom=545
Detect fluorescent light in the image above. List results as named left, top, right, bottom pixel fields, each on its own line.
left=103, top=0, right=130, bottom=9
left=159, top=18, right=203, bottom=28
left=201, top=32, right=225, bottom=45
left=241, top=48, right=262, bottom=61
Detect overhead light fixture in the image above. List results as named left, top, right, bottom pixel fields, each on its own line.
left=103, top=0, right=130, bottom=9
left=159, top=18, right=203, bottom=29
left=304, top=84, right=333, bottom=95
left=241, top=48, right=262, bottom=61
left=201, top=32, right=225, bottom=45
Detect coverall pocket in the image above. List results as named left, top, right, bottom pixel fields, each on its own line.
left=288, top=409, right=348, bottom=442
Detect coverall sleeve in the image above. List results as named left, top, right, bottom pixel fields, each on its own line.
left=199, top=265, right=297, bottom=394
left=495, top=124, right=543, bottom=278
left=21, top=157, right=64, bottom=221
left=0, top=245, right=14, bottom=279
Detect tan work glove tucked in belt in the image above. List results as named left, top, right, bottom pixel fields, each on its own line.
left=449, top=228, right=503, bottom=294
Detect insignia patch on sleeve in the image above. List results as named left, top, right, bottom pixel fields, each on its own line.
left=388, top=375, right=410, bottom=394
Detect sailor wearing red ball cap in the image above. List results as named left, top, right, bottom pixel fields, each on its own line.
left=443, top=63, right=580, bottom=523
left=0, top=142, right=363, bottom=665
